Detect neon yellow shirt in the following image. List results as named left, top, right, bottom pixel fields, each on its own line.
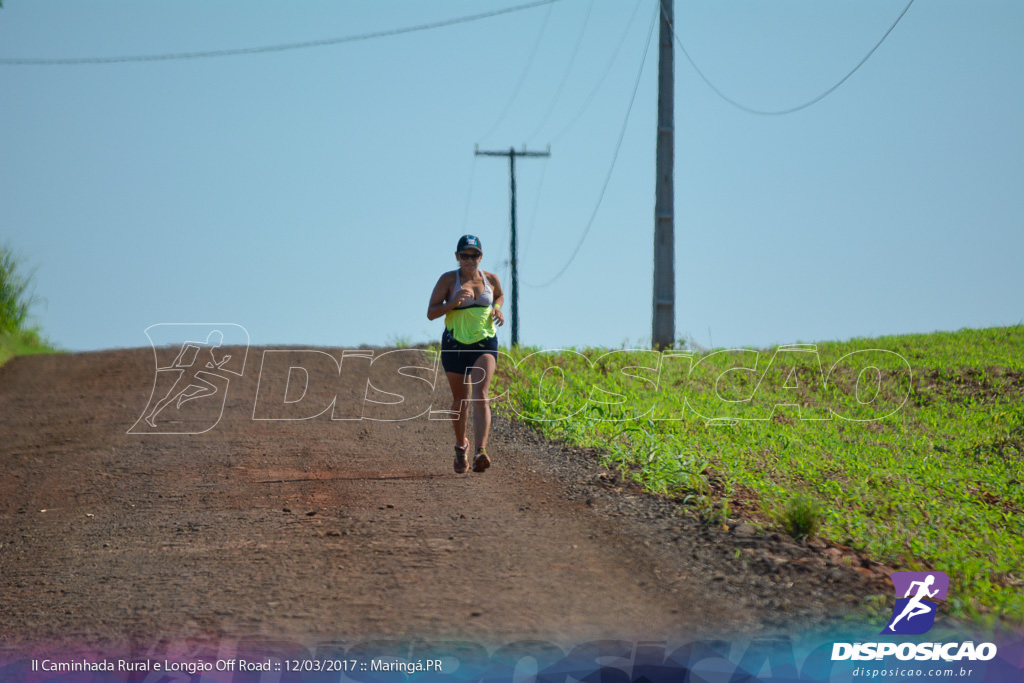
left=446, top=305, right=496, bottom=344
left=444, top=270, right=497, bottom=344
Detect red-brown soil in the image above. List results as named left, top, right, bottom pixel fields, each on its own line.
left=0, top=347, right=890, bottom=654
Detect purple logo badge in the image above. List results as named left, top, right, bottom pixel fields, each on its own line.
left=883, top=571, right=949, bottom=635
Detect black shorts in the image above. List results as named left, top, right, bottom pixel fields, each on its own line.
left=440, top=329, right=498, bottom=376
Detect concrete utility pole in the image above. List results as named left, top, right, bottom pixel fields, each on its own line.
left=474, top=145, right=551, bottom=347
left=652, top=0, right=675, bottom=349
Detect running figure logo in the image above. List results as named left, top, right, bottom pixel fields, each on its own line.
left=130, top=324, right=249, bottom=435
left=883, top=571, right=949, bottom=635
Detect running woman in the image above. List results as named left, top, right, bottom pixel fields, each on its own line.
left=426, top=235, right=505, bottom=473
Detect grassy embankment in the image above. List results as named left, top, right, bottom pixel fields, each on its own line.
left=493, top=326, right=1024, bottom=623
left=1, top=246, right=57, bottom=366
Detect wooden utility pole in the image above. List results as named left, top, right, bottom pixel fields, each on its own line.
left=652, top=0, right=675, bottom=349
left=474, top=144, right=550, bottom=347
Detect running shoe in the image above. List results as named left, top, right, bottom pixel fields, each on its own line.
left=472, top=449, right=491, bottom=473
left=453, top=441, right=469, bottom=474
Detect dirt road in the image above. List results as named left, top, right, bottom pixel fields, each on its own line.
left=0, top=347, right=888, bottom=653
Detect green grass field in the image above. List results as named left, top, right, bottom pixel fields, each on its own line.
left=0, top=328, right=55, bottom=366
left=1, top=245, right=56, bottom=367
left=493, top=326, right=1024, bottom=624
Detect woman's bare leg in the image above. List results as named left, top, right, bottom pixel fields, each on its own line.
left=446, top=371, right=471, bottom=449
left=469, top=354, right=495, bottom=453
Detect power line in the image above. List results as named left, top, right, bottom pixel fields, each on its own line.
left=525, top=0, right=594, bottom=142
left=475, top=146, right=551, bottom=345
left=549, top=0, right=647, bottom=143
left=478, top=0, right=557, bottom=143
left=527, top=0, right=659, bottom=289
left=667, top=0, right=916, bottom=116
left=521, top=158, right=551, bottom=264
left=0, top=0, right=565, bottom=66
left=460, top=155, right=479, bottom=234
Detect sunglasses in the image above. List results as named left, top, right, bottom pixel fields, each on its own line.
left=458, top=252, right=482, bottom=260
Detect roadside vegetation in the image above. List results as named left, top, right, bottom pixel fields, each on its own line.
left=1, top=244, right=56, bottom=366
left=493, top=326, right=1024, bottom=624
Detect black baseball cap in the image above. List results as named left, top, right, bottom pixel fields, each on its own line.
left=456, top=235, right=482, bottom=254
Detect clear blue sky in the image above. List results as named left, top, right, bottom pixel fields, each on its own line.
left=2, top=0, right=1022, bottom=353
